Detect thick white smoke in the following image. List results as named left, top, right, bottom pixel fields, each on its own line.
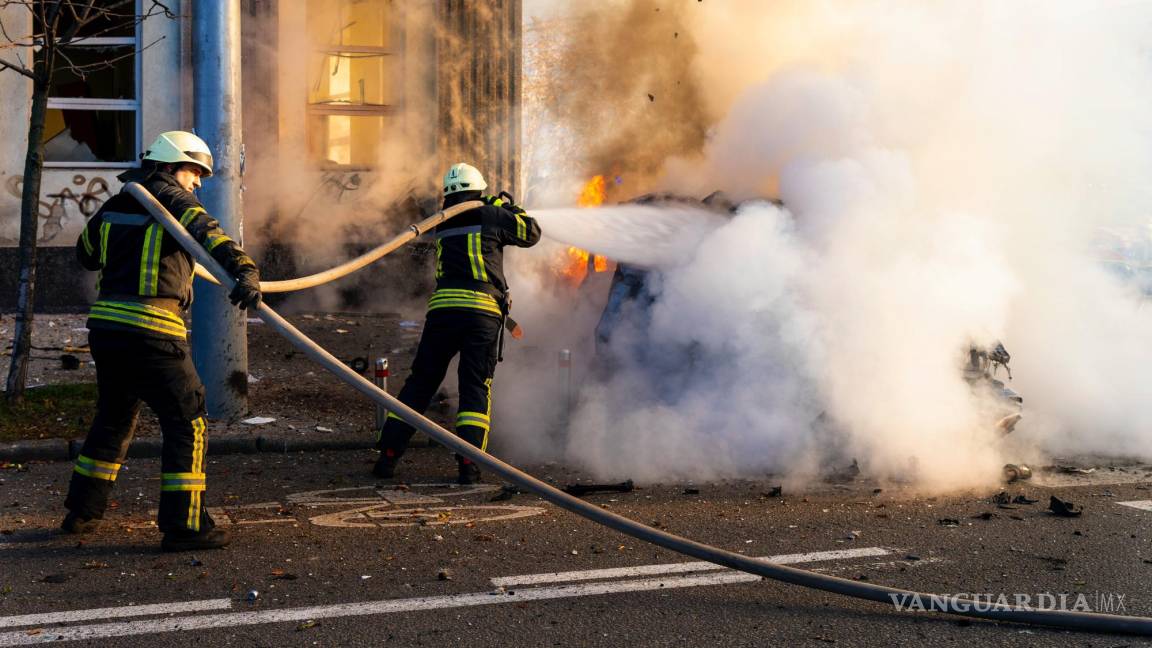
left=504, top=1, right=1152, bottom=491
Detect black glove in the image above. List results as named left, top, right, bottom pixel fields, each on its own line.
left=228, top=269, right=262, bottom=310
left=482, top=193, right=523, bottom=213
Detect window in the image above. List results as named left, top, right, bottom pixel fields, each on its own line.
left=306, top=0, right=395, bottom=167
left=37, top=0, right=142, bottom=167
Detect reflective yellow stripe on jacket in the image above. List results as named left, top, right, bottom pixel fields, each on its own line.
left=89, top=300, right=187, bottom=338
left=138, top=224, right=163, bottom=296
left=81, top=224, right=95, bottom=256
left=427, top=288, right=502, bottom=317
left=467, top=233, right=489, bottom=282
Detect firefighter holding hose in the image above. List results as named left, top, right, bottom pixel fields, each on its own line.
left=62, top=131, right=262, bottom=552
left=375, top=163, right=541, bottom=484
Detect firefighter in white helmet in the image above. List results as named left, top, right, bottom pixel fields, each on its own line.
left=375, top=163, right=541, bottom=484
left=62, top=131, right=262, bottom=552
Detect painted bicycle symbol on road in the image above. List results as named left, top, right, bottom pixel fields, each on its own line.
left=210, top=484, right=547, bottom=530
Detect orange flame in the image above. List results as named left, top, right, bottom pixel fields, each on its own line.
left=559, top=175, right=612, bottom=286
left=578, top=174, right=607, bottom=207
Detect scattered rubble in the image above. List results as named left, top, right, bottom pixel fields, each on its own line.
left=241, top=417, right=276, bottom=426
left=1048, top=496, right=1083, bottom=517
left=825, top=459, right=860, bottom=484
left=490, top=485, right=522, bottom=502
left=563, top=480, right=634, bottom=496
left=1002, top=464, right=1032, bottom=483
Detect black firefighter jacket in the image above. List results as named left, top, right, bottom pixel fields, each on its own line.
left=75, top=170, right=257, bottom=339
left=428, top=191, right=542, bottom=318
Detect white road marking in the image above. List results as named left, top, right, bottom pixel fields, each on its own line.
left=0, top=598, right=232, bottom=629
left=0, top=570, right=846, bottom=645
left=1117, top=500, right=1152, bottom=511
left=491, top=547, right=891, bottom=587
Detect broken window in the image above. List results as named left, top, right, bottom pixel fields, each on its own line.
left=38, top=0, right=141, bottom=166
left=306, top=0, right=396, bottom=167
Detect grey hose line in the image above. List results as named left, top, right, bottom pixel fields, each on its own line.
left=190, top=200, right=484, bottom=293
left=126, top=181, right=1152, bottom=636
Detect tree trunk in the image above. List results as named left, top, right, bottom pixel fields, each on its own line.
left=5, top=73, right=52, bottom=405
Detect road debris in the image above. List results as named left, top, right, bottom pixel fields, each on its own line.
left=241, top=416, right=276, bottom=426
left=1002, top=464, right=1032, bottom=482
left=437, top=568, right=453, bottom=581
left=972, top=512, right=997, bottom=521
left=563, top=480, right=634, bottom=496
left=937, top=518, right=960, bottom=527
left=245, top=589, right=259, bottom=602
left=296, top=620, right=320, bottom=631
left=1044, top=465, right=1097, bottom=475
left=490, top=485, right=522, bottom=502
left=825, top=459, right=861, bottom=483
left=1048, top=496, right=1083, bottom=517
left=682, top=487, right=700, bottom=495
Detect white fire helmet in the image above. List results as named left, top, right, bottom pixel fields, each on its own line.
left=442, top=162, right=487, bottom=195
left=142, top=131, right=214, bottom=177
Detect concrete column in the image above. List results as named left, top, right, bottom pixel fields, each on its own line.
left=191, top=0, right=248, bottom=419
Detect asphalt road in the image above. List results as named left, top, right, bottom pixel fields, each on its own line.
left=1, top=449, right=1151, bottom=647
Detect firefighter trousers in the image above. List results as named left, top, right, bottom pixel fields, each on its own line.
left=377, top=309, right=500, bottom=458
left=65, top=329, right=214, bottom=534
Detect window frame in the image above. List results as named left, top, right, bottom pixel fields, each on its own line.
left=305, top=0, right=398, bottom=170
left=43, top=1, right=143, bottom=170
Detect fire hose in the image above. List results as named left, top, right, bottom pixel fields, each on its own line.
left=190, top=200, right=484, bottom=292
left=126, top=181, right=1152, bottom=636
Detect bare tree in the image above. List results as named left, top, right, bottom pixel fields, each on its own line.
left=1, top=0, right=172, bottom=404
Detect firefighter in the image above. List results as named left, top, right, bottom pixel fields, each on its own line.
left=61, top=131, right=262, bottom=552
left=375, top=163, right=541, bottom=484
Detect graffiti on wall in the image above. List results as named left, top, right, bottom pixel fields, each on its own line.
left=5, top=174, right=113, bottom=244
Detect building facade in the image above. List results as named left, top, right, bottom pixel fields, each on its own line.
left=0, top=0, right=521, bottom=310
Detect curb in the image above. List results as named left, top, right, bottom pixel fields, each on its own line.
left=0, top=440, right=69, bottom=462
left=0, top=435, right=390, bottom=463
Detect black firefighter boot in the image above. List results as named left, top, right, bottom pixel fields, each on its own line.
left=373, top=448, right=402, bottom=479
left=161, top=527, right=232, bottom=552
left=457, top=456, right=481, bottom=485
left=60, top=512, right=101, bottom=535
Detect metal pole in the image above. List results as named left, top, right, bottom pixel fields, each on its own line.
left=191, top=0, right=247, bottom=419
left=373, top=358, right=389, bottom=433
left=558, top=349, right=572, bottom=423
